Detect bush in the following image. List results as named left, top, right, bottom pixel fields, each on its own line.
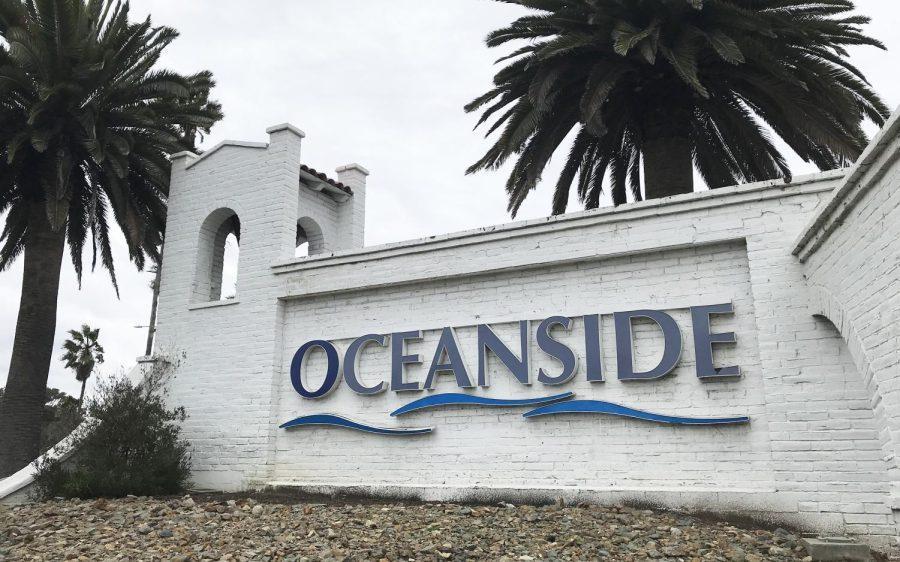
left=33, top=368, right=190, bottom=499
left=0, top=387, right=82, bottom=454
left=41, top=388, right=83, bottom=454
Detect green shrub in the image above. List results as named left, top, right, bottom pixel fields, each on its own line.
left=40, top=388, right=83, bottom=454
left=33, top=369, right=190, bottom=499
left=0, top=387, right=83, bottom=454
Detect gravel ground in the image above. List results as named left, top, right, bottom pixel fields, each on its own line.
left=0, top=495, right=819, bottom=561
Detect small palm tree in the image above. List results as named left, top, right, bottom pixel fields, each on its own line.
left=61, top=325, right=105, bottom=407
left=467, top=0, right=889, bottom=215
left=0, top=0, right=223, bottom=477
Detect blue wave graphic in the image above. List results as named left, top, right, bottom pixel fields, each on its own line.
left=391, top=391, right=575, bottom=417
left=522, top=400, right=749, bottom=425
left=279, top=414, right=432, bottom=435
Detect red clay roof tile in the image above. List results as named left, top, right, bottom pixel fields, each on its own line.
left=300, top=164, right=353, bottom=196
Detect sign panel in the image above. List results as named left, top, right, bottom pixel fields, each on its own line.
left=282, top=303, right=749, bottom=434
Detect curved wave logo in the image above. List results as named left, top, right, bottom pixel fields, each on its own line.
left=521, top=399, right=750, bottom=425
left=389, top=391, right=575, bottom=417
left=279, top=413, right=432, bottom=436
left=280, top=393, right=749, bottom=435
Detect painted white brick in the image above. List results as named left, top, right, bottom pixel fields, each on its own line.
left=154, top=122, right=900, bottom=553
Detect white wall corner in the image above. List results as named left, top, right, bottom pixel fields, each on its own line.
left=266, top=123, right=306, bottom=139
left=170, top=151, right=199, bottom=167
left=335, top=163, right=369, bottom=250
left=336, top=163, right=370, bottom=177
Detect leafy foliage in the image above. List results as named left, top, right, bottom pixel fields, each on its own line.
left=0, top=386, right=84, bottom=453
left=0, top=0, right=223, bottom=289
left=467, top=0, right=889, bottom=215
left=40, top=388, right=83, bottom=453
left=33, top=369, right=190, bottom=499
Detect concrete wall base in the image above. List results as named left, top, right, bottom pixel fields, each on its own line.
left=261, top=481, right=895, bottom=554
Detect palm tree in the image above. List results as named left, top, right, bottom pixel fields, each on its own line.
left=466, top=0, right=889, bottom=216
left=0, top=0, right=223, bottom=477
left=61, top=324, right=104, bottom=407
left=144, top=261, right=161, bottom=357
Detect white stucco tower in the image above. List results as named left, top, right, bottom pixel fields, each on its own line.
left=153, top=124, right=367, bottom=489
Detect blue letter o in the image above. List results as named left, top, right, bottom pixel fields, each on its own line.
left=290, top=340, right=341, bottom=399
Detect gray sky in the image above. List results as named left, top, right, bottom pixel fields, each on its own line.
left=1, top=0, right=898, bottom=397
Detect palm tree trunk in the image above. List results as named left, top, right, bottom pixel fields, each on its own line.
left=144, top=257, right=162, bottom=357
left=642, top=135, right=694, bottom=200
left=78, top=378, right=87, bottom=408
left=641, top=109, right=694, bottom=200
left=0, top=202, right=67, bottom=477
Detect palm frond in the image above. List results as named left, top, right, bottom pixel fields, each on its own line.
left=466, top=0, right=886, bottom=213
left=0, top=0, right=223, bottom=286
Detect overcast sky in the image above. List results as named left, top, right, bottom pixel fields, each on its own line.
left=1, top=0, right=898, bottom=397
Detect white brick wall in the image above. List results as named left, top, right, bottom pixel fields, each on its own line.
left=154, top=121, right=900, bottom=552
left=794, top=110, right=900, bottom=545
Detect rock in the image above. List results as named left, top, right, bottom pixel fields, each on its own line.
left=800, top=537, right=871, bottom=562
left=0, top=496, right=821, bottom=561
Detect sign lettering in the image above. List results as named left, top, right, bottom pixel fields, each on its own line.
left=289, top=303, right=740, bottom=400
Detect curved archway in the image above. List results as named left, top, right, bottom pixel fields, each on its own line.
left=808, top=284, right=899, bottom=495
left=193, top=208, right=241, bottom=302
left=807, top=285, right=871, bottom=381
left=296, top=217, right=325, bottom=257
